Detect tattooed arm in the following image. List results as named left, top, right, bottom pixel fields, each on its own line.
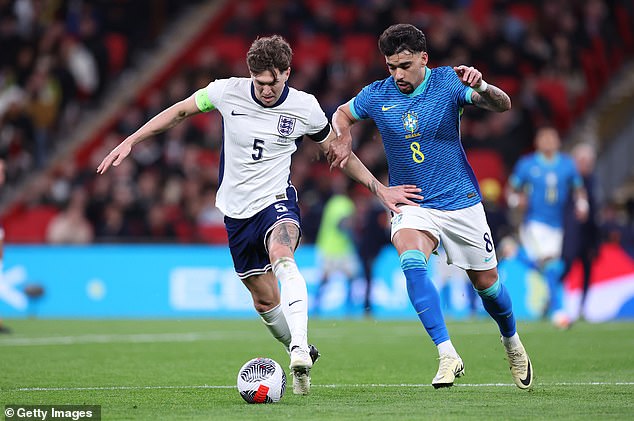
left=453, top=65, right=511, bottom=112
left=471, top=84, right=511, bottom=113
left=471, top=84, right=512, bottom=112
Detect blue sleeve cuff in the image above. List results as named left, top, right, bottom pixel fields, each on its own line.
left=349, top=99, right=361, bottom=120
left=465, top=87, right=475, bottom=104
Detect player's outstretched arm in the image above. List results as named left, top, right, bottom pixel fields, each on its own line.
left=318, top=131, right=423, bottom=214
left=453, top=65, right=511, bottom=112
left=96, top=95, right=201, bottom=174
left=328, top=101, right=356, bottom=170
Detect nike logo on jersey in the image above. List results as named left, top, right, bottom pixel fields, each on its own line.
left=276, top=214, right=289, bottom=220
left=231, top=110, right=248, bottom=116
left=381, top=104, right=398, bottom=111
left=484, top=255, right=494, bottom=263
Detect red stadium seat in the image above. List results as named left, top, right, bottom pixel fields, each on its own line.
left=578, top=39, right=610, bottom=100
left=293, top=35, right=333, bottom=69
left=198, top=225, right=228, bottom=244
left=491, top=76, right=520, bottom=98
left=469, top=0, right=493, bottom=26
left=4, top=206, right=59, bottom=243
left=104, top=33, right=128, bottom=76
left=535, top=77, right=571, bottom=132
left=506, top=3, right=537, bottom=23
left=209, top=36, right=249, bottom=66
left=580, top=50, right=599, bottom=101
left=466, top=148, right=506, bottom=185
left=412, top=4, right=447, bottom=19
left=175, top=220, right=196, bottom=243
left=334, top=5, right=357, bottom=27
left=305, top=0, right=332, bottom=13
left=197, top=149, right=219, bottom=167
left=343, top=34, right=376, bottom=65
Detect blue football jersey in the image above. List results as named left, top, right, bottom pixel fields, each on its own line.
left=509, top=152, right=582, bottom=228
left=350, top=66, right=479, bottom=211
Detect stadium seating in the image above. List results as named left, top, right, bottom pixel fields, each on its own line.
left=293, top=35, right=333, bottom=69
left=3, top=206, right=58, bottom=243
left=1, top=0, right=633, bottom=245
left=208, top=36, right=249, bottom=67
left=342, top=35, right=377, bottom=66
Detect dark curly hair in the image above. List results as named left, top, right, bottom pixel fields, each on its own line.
left=246, top=35, right=293, bottom=81
left=378, top=24, right=427, bottom=56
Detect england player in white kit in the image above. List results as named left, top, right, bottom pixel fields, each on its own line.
left=97, top=35, right=422, bottom=395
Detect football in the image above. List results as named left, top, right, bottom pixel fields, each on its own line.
left=237, top=357, right=286, bottom=403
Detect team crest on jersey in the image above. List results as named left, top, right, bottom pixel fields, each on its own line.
left=278, top=115, right=296, bottom=137
left=402, top=111, right=420, bottom=139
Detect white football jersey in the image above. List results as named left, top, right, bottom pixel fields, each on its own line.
left=195, top=77, right=330, bottom=218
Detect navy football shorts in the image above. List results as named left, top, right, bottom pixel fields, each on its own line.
left=224, top=186, right=301, bottom=280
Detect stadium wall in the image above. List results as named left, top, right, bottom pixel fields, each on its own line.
left=1, top=245, right=632, bottom=321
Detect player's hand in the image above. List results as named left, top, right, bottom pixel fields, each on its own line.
left=453, top=65, right=483, bottom=89
left=574, top=199, right=590, bottom=223
left=327, top=132, right=352, bottom=170
left=96, top=141, right=132, bottom=174
left=376, top=184, right=423, bottom=214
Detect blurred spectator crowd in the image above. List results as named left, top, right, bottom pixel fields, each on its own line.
left=1, top=0, right=634, bottom=258
left=0, top=0, right=200, bottom=192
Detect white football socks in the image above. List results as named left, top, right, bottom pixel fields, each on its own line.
left=437, top=339, right=459, bottom=358
left=259, top=303, right=291, bottom=352
left=273, top=257, right=308, bottom=351
left=502, top=332, right=522, bottom=349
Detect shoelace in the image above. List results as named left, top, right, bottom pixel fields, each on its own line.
left=507, top=349, right=527, bottom=372
left=436, top=355, right=457, bottom=376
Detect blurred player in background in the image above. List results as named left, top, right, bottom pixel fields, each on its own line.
left=356, top=174, right=393, bottom=316
left=508, top=126, right=588, bottom=329
left=97, top=35, right=421, bottom=395
left=314, top=174, right=360, bottom=315
left=562, top=143, right=599, bottom=321
left=0, top=159, right=9, bottom=334
left=329, top=23, right=533, bottom=390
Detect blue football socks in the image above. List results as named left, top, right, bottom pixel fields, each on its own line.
left=477, top=278, right=516, bottom=338
left=400, top=250, right=449, bottom=345
left=544, top=259, right=565, bottom=315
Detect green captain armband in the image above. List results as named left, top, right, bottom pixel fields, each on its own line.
left=194, top=88, right=215, bottom=112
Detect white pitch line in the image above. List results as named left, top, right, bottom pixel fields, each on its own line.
left=0, top=329, right=441, bottom=347
left=0, top=332, right=250, bottom=346
left=2, top=323, right=631, bottom=347
left=7, top=382, right=634, bottom=392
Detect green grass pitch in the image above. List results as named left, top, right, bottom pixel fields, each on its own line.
left=1, top=319, right=632, bottom=420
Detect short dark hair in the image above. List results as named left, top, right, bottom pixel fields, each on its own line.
left=378, top=24, right=427, bottom=56
left=246, top=35, right=293, bottom=79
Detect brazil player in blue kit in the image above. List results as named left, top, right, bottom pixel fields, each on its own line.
left=328, top=24, right=533, bottom=389
left=508, top=126, right=588, bottom=328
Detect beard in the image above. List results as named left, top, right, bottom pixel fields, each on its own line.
left=396, top=81, right=414, bottom=94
